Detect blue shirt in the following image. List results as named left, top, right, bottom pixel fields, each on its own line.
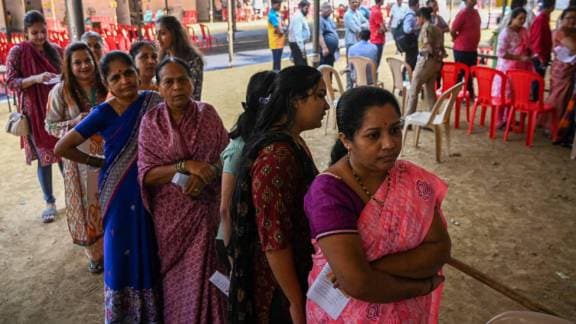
left=348, top=40, right=378, bottom=84
left=344, top=8, right=368, bottom=46
left=402, top=9, right=418, bottom=35
left=320, top=16, right=339, bottom=50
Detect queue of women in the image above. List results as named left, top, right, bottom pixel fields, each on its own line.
left=8, top=8, right=452, bottom=324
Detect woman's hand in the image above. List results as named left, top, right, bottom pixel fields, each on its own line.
left=72, top=112, right=88, bottom=126
left=185, top=160, right=216, bottom=184
left=289, top=302, right=306, bottom=324
left=35, top=72, right=57, bottom=84
left=184, top=174, right=206, bottom=197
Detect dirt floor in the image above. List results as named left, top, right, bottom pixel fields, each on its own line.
left=0, top=44, right=575, bottom=323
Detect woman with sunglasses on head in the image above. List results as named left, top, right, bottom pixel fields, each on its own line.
left=45, top=42, right=108, bottom=273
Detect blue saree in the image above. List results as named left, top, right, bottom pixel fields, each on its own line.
left=75, top=91, right=163, bottom=323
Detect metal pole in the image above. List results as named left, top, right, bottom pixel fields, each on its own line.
left=210, top=0, right=214, bottom=23
left=228, top=0, right=234, bottom=66
left=66, top=0, right=85, bottom=41
left=312, top=0, right=320, bottom=67
left=164, top=0, right=169, bottom=13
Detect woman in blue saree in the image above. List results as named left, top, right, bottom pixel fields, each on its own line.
left=55, top=51, right=163, bottom=323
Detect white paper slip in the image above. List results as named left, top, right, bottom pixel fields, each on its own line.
left=43, top=75, right=61, bottom=85
left=209, top=271, right=230, bottom=296
left=555, top=46, right=576, bottom=64
left=171, top=172, right=190, bottom=189
left=306, top=263, right=350, bottom=320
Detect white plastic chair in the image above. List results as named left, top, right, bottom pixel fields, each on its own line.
left=401, top=82, right=464, bottom=163
left=486, top=311, right=573, bottom=324
left=386, top=57, right=413, bottom=115
left=318, top=64, right=345, bottom=134
left=348, top=56, right=384, bottom=88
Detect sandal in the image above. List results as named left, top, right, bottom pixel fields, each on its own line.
left=88, top=260, right=103, bottom=274
left=41, top=207, right=57, bottom=223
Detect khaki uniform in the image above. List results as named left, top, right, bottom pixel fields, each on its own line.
left=406, top=21, right=445, bottom=116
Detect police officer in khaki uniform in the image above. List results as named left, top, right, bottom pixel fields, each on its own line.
left=406, top=7, right=445, bottom=116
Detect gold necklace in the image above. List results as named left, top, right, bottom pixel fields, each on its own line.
left=348, top=156, right=373, bottom=198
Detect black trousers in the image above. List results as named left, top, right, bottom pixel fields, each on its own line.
left=289, top=42, right=308, bottom=66
left=404, top=46, right=418, bottom=71
left=453, top=50, right=478, bottom=97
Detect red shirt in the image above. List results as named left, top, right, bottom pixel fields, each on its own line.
left=451, top=7, right=481, bottom=52
left=530, top=11, right=552, bottom=63
left=369, top=5, right=385, bottom=45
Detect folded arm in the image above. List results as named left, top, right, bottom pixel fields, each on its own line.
left=370, top=206, right=451, bottom=279
left=319, top=233, right=443, bottom=303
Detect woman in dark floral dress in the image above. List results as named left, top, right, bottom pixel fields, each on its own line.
left=228, top=66, right=329, bottom=324
left=156, top=15, right=204, bottom=101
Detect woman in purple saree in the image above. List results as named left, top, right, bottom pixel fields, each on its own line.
left=55, top=52, right=162, bottom=323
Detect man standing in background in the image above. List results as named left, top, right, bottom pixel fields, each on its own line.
left=402, top=0, right=420, bottom=70
left=289, top=0, right=312, bottom=66
left=389, top=0, right=406, bottom=53
left=370, top=0, right=388, bottom=67
left=345, top=0, right=369, bottom=87
left=319, top=2, right=340, bottom=66
left=450, top=0, right=481, bottom=97
left=268, top=0, right=286, bottom=71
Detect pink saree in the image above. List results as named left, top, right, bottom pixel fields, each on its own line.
left=138, top=100, right=229, bottom=323
left=307, top=160, right=448, bottom=323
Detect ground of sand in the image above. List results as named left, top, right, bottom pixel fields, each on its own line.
left=0, top=40, right=575, bottom=323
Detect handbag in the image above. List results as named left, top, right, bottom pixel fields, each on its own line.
left=5, top=111, right=30, bottom=136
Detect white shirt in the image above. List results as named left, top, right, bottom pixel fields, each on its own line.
left=288, top=10, right=311, bottom=48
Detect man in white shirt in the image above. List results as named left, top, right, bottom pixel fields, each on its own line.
left=389, top=0, right=407, bottom=52
left=289, top=0, right=312, bottom=65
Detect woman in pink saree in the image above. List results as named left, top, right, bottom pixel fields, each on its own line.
left=304, top=86, right=451, bottom=323
left=492, top=8, right=533, bottom=127
left=138, top=57, right=228, bottom=323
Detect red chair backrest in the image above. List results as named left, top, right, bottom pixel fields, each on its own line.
left=471, top=66, right=506, bottom=103
left=507, top=69, right=544, bottom=111
left=440, top=62, right=469, bottom=93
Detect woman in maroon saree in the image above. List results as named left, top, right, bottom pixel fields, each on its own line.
left=138, top=57, right=228, bottom=323
left=6, top=10, right=62, bottom=222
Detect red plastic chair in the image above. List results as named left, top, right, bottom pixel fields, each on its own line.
left=436, top=62, right=472, bottom=129
left=468, top=66, right=509, bottom=139
left=199, top=24, right=213, bottom=48
left=504, top=70, right=558, bottom=147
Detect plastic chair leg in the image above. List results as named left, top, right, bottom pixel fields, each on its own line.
left=401, top=122, right=410, bottom=153
left=489, top=107, right=498, bottom=139
left=465, top=98, right=470, bottom=122
left=414, top=126, right=422, bottom=147
left=480, top=105, right=487, bottom=126
left=503, top=109, right=515, bottom=142
left=454, top=99, right=461, bottom=129
left=444, top=123, right=451, bottom=156
left=468, top=101, right=479, bottom=135
left=526, top=112, right=538, bottom=147
left=434, top=126, right=442, bottom=163
left=324, top=107, right=331, bottom=135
